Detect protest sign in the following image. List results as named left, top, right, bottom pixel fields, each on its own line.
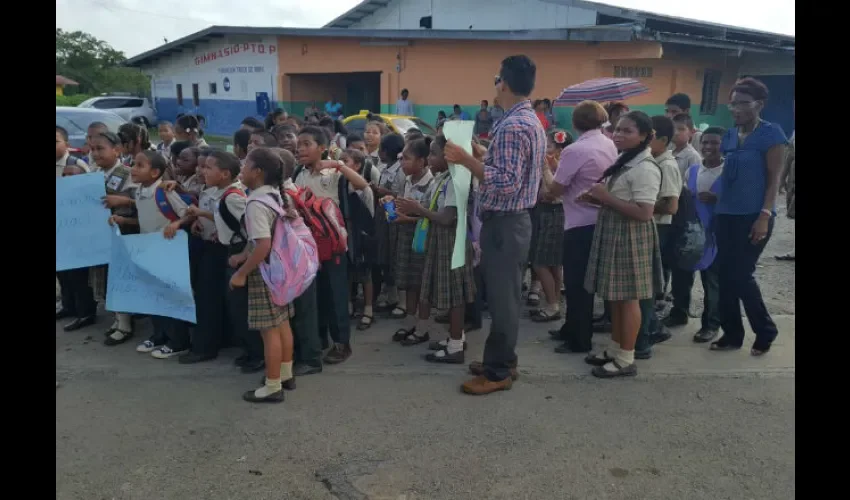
left=442, top=120, right=474, bottom=269
left=106, top=229, right=196, bottom=323
left=56, top=173, right=112, bottom=271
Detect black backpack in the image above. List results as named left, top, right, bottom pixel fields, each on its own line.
left=668, top=185, right=706, bottom=270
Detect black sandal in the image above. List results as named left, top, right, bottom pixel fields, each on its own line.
left=400, top=329, right=430, bottom=346
left=392, top=328, right=410, bottom=342
left=357, top=315, right=374, bottom=331
left=375, top=301, right=398, bottom=313
left=103, top=329, right=133, bottom=346
left=750, top=340, right=772, bottom=356
left=428, top=337, right=468, bottom=351
left=389, top=307, right=407, bottom=320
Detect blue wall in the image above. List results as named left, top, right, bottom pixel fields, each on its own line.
left=156, top=98, right=264, bottom=137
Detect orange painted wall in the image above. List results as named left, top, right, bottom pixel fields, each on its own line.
left=275, top=36, right=742, bottom=126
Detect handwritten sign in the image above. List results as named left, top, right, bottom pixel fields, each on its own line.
left=442, top=121, right=475, bottom=269
left=106, top=230, right=196, bottom=323
left=56, top=173, right=113, bottom=271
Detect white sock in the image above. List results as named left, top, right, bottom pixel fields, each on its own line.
left=116, top=313, right=132, bottom=332
left=617, top=349, right=635, bottom=366
left=254, top=378, right=282, bottom=397
left=530, top=281, right=541, bottom=294
left=364, top=305, right=373, bottom=317
left=545, top=302, right=560, bottom=314
left=446, top=338, right=464, bottom=354
left=280, top=361, right=293, bottom=381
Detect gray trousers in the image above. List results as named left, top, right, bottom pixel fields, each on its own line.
left=480, top=211, right=532, bottom=381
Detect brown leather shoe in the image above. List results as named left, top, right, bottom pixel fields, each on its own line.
left=461, top=375, right=513, bottom=395
left=467, top=360, right=519, bottom=380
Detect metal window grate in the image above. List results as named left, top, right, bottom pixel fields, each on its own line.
left=700, top=70, right=722, bottom=115
left=613, top=66, right=653, bottom=78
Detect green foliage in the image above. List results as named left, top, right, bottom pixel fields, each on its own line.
left=56, top=28, right=150, bottom=96
left=56, top=94, right=93, bottom=107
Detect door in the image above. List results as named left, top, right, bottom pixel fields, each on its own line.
left=345, top=73, right=381, bottom=115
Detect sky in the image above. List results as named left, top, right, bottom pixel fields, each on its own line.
left=56, top=0, right=795, bottom=58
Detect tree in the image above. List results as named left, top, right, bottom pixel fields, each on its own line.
left=56, top=28, right=150, bottom=96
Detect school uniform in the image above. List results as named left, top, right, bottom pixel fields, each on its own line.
left=244, top=185, right=294, bottom=330
left=156, top=140, right=174, bottom=162
left=56, top=154, right=95, bottom=327
left=280, top=179, right=322, bottom=368
left=214, top=182, right=266, bottom=368
left=375, top=160, right=406, bottom=299
left=419, top=171, right=477, bottom=310
left=394, top=170, right=434, bottom=289
left=669, top=162, right=724, bottom=333
left=529, top=181, right=565, bottom=268
left=584, top=148, right=664, bottom=301
left=673, top=143, right=702, bottom=179
left=178, top=172, right=206, bottom=198
left=348, top=175, right=377, bottom=283
left=135, top=179, right=193, bottom=354
left=187, top=185, right=230, bottom=359
left=177, top=172, right=206, bottom=290
left=635, top=150, right=682, bottom=353
left=292, top=167, right=351, bottom=350
left=89, top=161, right=138, bottom=303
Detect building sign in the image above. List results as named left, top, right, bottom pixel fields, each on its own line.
left=223, top=77, right=231, bottom=92
left=194, top=43, right=277, bottom=66
left=218, top=66, right=266, bottom=74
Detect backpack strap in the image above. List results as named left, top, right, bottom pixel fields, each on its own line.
left=154, top=185, right=197, bottom=222
left=218, top=187, right=247, bottom=244
left=66, top=155, right=81, bottom=167
left=292, top=165, right=304, bottom=184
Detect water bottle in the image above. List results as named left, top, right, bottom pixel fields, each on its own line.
left=384, top=200, right=398, bottom=222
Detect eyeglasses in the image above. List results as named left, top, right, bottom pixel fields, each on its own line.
left=494, top=75, right=502, bottom=86
left=727, top=100, right=758, bottom=110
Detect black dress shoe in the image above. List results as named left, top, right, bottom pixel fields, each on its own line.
left=179, top=352, right=218, bottom=364
left=240, top=359, right=265, bottom=374
left=293, top=363, right=323, bottom=377
left=242, top=389, right=283, bottom=403
left=56, top=309, right=75, bottom=321
left=650, top=328, right=673, bottom=345
left=258, top=376, right=297, bottom=390
left=548, top=329, right=564, bottom=340
left=554, top=342, right=591, bottom=354
left=63, top=316, right=96, bottom=332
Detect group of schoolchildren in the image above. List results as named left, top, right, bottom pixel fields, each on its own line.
left=56, top=109, right=488, bottom=404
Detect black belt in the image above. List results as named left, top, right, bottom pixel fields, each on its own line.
left=480, top=209, right=531, bottom=221
left=534, top=203, right=562, bottom=212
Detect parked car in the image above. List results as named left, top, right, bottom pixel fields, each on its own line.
left=56, top=106, right=127, bottom=155
left=77, top=95, right=158, bottom=128
left=343, top=111, right=437, bottom=137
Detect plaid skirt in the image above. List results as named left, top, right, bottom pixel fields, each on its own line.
left=420, top=223, right=477, bottom=310
left=584, top=206, right=664, bottom=301
left=247, top=269, right=293, bottom=330
left=529, top=204, right=565, bottom=267
left=394, top=223, right=425, bottom=289
left=89, top=265, right=108, bottom=302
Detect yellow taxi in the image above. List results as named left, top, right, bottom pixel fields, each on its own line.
left=342, top=111, right=437, bottom=137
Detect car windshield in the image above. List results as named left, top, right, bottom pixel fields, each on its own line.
left=391, top=117, right=436, bottom=136
left=77, top=98, right=99, bottom=108
left=57, top=110, right=126, bottom=133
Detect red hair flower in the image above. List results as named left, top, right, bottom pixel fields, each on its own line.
left=554, top=131, right=567, bottom=144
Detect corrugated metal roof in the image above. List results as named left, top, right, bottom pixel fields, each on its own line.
left=56, top=75, right=79, bottom=86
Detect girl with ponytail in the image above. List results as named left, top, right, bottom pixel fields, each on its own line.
left=175, top=114, right=209, bottom=148
left=579, top=110, right=664, bottom=379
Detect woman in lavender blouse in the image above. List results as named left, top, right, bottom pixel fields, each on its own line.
left=541, top=101, right=618, bottom=353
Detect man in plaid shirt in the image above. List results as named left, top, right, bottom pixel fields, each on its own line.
left=445, top=55, right=546, bottom=395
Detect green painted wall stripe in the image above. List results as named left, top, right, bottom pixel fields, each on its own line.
left=281, top=102, right=733, bottom=137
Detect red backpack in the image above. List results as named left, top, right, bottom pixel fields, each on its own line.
left=285, top=185, right=348, bottom=263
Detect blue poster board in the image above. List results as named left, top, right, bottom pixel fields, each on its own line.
left=56, top=173, right=112, bottom=271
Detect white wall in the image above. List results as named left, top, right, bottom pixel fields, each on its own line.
left=347, top=0, right=598, bottom=30
left=143, top=35, right=280, bottom=103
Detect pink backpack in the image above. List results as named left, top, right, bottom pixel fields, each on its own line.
left=245, top=193, right=319, bottom=306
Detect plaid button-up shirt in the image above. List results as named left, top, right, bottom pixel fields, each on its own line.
left=479, top=100, right=546, bottom=212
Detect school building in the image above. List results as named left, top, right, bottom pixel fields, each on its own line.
left=125, top=0, right=795, bottom=136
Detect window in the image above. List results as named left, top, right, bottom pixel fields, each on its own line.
left=92, top=98, right=127, bottom=109
left=700, top=69, right=722, bottom=115
left=613, top=66, right=653, bottom=78
left=176, top=84, right=183, bottom=106
left=209, top=82, right=217, bottom=95
left=345, top=118, right=366, bottom=135
left=124, top=99, right=144, bottom=108
left=192, top=84, right=200, bottom=107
